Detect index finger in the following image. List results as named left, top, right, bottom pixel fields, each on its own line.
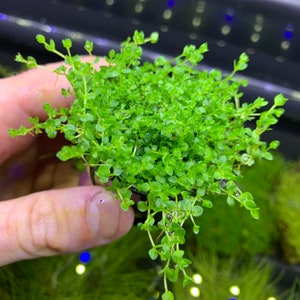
left=0, top=61, right=73, bottom=164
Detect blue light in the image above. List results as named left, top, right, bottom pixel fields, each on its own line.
left=167, top=0, right=176, bottom=7
left=0, top=13, right=8, bottom=20
left=225, top=9, right=234, bottom=22
left=284, top=24, right=294, bottom=40
left=284, top=30, right=293, bottom=40
left=80, top=251, right=91, bottom=263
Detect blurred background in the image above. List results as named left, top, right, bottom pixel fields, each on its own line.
left=0, top=1, right=300, bottom=299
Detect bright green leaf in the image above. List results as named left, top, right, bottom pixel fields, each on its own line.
left=36, top=34, right=46, bottom=44
left=192, top=205, right=203, bottom=217
left=162, top=290, right=174, bottom=300
left=148, top=248, right=158, bottom=260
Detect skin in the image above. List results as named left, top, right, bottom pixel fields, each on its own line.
left=0, top=59, right=134, bottom=266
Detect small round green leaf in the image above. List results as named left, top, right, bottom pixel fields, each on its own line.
left=162, top=291, right=174, bottom=300
left=192, top=205, right=203, bottom=217
left=148, top=248, right=158, bottom=260
left=62, top=38, right=72, bottom=49
left=36, top=34, right=46, bottom=44
left=150, top=32, right=159, bottom=43
left=137, top=201, right=148, bottom=212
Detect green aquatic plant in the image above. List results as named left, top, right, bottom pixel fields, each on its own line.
left=10, top=31, right=287, bottom=299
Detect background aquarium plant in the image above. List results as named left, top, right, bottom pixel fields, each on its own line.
left=275, top=160, right=300, bottom=265
left=0, top=228, right=156, bottom=300
left=172, top=253, right=279, bottom=300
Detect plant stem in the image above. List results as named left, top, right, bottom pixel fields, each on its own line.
left=147, top=229, right=156, bottom=248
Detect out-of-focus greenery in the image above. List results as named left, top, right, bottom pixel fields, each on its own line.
left=275, top=160, right=300, bottom=264
left=173, top=253, right=278, bottom=300
left=0, top=63, right=24, bottom=78
left=0, top=228, right=156, bottom=300
left=0, top=64, right=14, bottom=78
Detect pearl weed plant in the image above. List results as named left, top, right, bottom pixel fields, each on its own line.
left=10, top=31, right=287, bottom=300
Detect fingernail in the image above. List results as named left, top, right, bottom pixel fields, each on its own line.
left=87, top=191, right=120, bottom=242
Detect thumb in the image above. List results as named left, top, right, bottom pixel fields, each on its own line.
left=0, top=186, right=134, bottom=266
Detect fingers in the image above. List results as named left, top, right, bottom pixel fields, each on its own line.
left=0, top=186, right=134, bottom=266
left=0, top=61, right=72, bottom=164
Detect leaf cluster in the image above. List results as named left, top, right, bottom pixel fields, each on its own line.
left=10, top=31, right=287, bottom=299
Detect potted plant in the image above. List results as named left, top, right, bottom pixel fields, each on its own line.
left=10, top=31, right=287, bottom=300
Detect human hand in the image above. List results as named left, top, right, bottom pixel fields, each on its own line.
left=0, top=60, right=134, bottom=266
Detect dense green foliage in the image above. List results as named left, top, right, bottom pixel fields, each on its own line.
left=10, top=31, right=287, bottom=299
